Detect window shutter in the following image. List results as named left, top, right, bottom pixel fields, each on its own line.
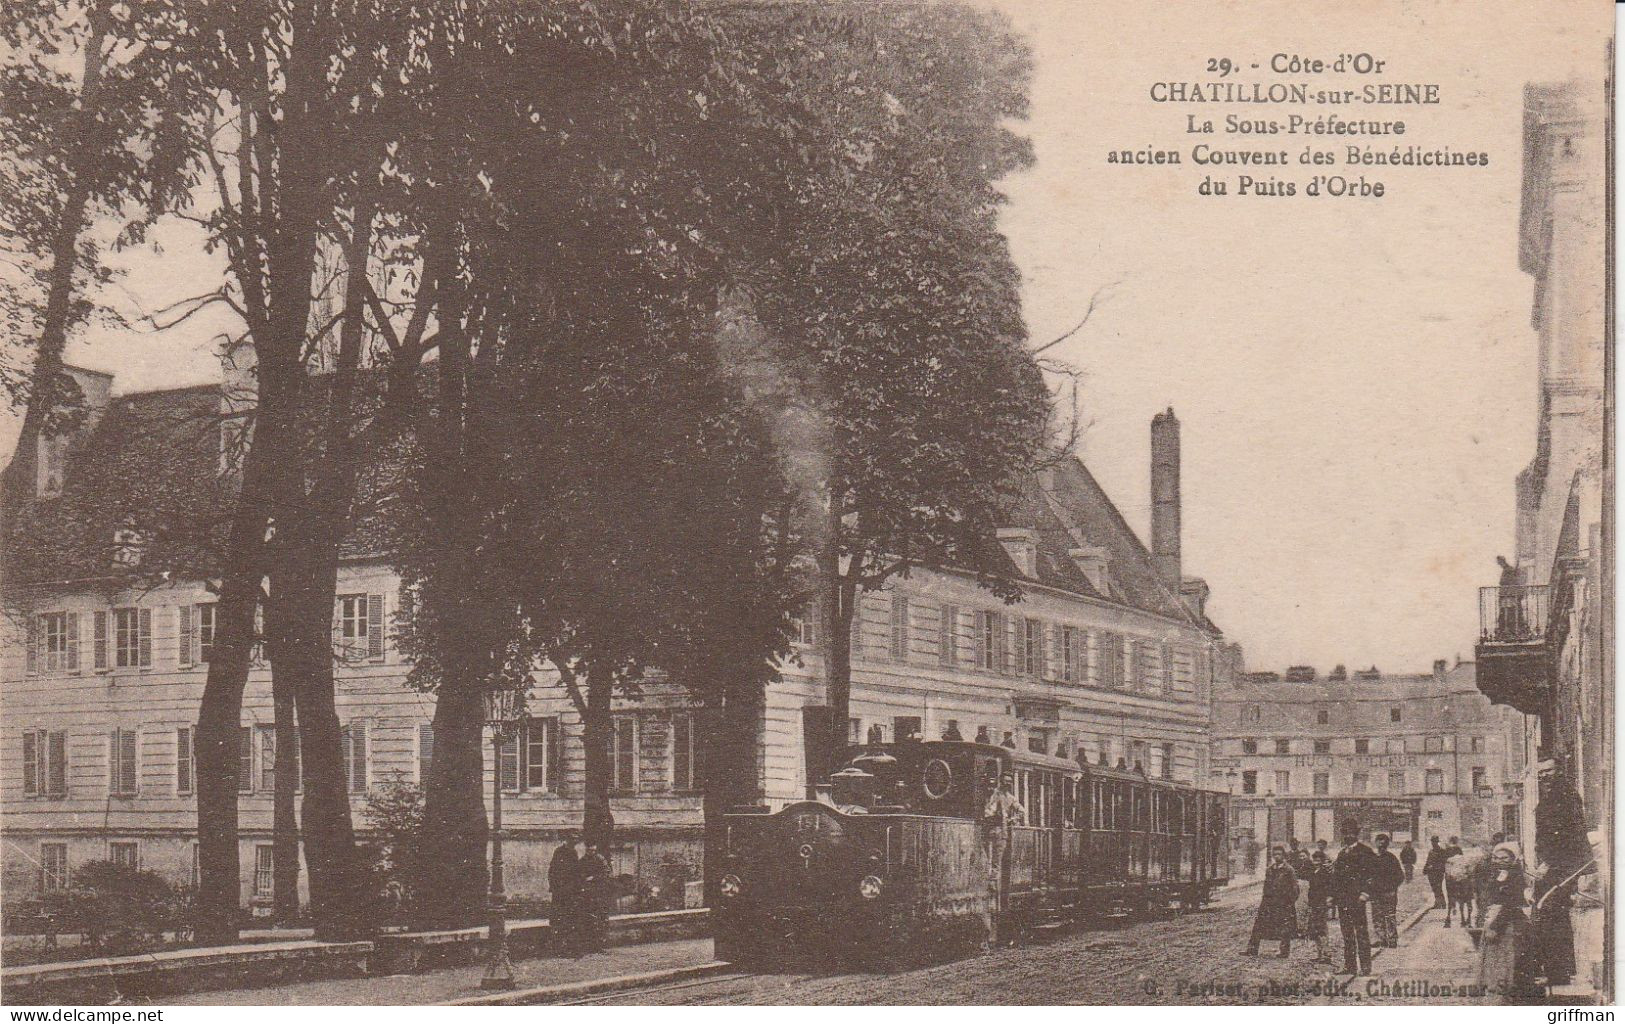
left=26, top=615, right=38, bottom=675
left=367, top=593, right=384, bottom=660
left=545, top=718, right=562, bottom=792
left=238, top=726, right=253, bottom=792
left=47, top=731, right=66, bottom=796
left=848, top=596, right=863, bottom=662
left=108, top=729, right=118, bottom=794
left=889, top=594, right=908, bottom=661
left=418, top=723, right=434, bottom=782
left=498, top=731, right=519, bottom=793
left=349, top=721, right=368, bottom=792
left=177, top=727, right=193, bottom=794
left=995, top=613, right=1010, bottom=674
left=120, top=729, right=137, bottom=795
left=252, top=604, right=264, bottom=663
left=938, top=605, right=957, bottom=666
left=179, top=606, right=193, bottom=668
left=1034, top=620, right=1048, bottom=679
left=64, top=612, right=80, bottom=673
left=138, top=608, right=152, bottom=667
left=672, top=713, right=692, bottom=791
left=332, top=598, right=344, bottom=659
left=23, top=731, right=38, bottom=796
left=94, top=611, right=108, bottom=670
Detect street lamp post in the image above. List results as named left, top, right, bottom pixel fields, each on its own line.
left=482, top=685, right=524, bottom=991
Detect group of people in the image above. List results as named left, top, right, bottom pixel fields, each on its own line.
left=1247, top=820, right=1405, bottom=974
left=1420, top=831, right=1580, bottom=999
left=547, top=833, right=613, bottom=955
left=1248, top=824, right=1581, bottom=1001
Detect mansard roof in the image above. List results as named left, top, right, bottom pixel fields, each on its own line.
left=3, top=381, right=1221, bottom=637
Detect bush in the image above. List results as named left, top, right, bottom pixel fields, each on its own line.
left=361, top=774, right=424, bottom=925
left=67, top=860, right=190, bottom=954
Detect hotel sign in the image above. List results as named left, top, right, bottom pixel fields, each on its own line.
left=1293, top=754, right=1420, bottom=768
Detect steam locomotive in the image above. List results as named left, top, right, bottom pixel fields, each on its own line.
left=713, top=740, right=1230, bottom=965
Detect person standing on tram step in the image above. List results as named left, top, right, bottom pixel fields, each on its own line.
left=941, top=721, right=964, bottom=742
left=1423, top=835, right=1450, bottom=908
left=983, top=771, right=1025, bottom=945
left=975, top=725, right=991, bottom=744
left=1001, top=731, right=1017, bottom=750
left=1399, top=839, right=1417, bottom=882
left=1332, top=819, right=1378, bottom=975
left=1245, top=845, right=1299, bottom=958
left=547, top=832, right=582, bottom=955
left=1303, top=850, right=1336, bottom=964
left=1370, top=833, right=1405, bottom=948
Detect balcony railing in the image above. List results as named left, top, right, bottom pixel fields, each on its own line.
left=1477, top=585, right=1551, bottom=644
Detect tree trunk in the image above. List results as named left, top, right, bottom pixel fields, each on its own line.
left=414, top=677, right=489, bottom=928
left=194, top=577, right=260, bottom=944
left=270, top=663, right=301, bottom=923
left=270, top=547, right=372, bottom=939
left=583, top=667, right=615, bottom=849
left=7, top=9, right=107, bottom=503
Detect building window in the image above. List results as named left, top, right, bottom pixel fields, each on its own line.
left=794, top=599, right=819, bottom=646
left=888, top=593, right=910, bottom=662
left=672, top=712, right=697, bottom=791
left=1160, top=643, right=1175, bottom=692
left=40, top=843, right=68, bottom=892
left=612, top=715, right=639, bottom=793
left=336, top=594, right=384, bottom=662
left=1354, top=738, right=1369, bottom=754
left=1425, top=768, right=1445, bottom=794
left=23, top=729, right=68, bottom=798
left=1390, top=707, right=1402, bottom=723
left=253, top=845, right=274, bottom=897
left=974, top=611, right=1002, bottom=672
left=1427, top=809, right=1444, bottom=821
left=108, top=728, right=138, bottom=796
left=1316, top=708, right=1329, bottom=725
left=937, top=604, right=958, bottom=666
left=1352, top=772, right=1369, bottom=795
left=255, top=725, right=298, bottom=794
left=848, top=718, right=862, bottom=745
left=1274, top=770, right=1290, bottom=794
left=109, top=841, right=138, bottom=870
left=1389, top=771, right=1406, bottom=794
left=1241, top=739, right=1257, bottom=754
left=418, top=723, right=434, bottom=782
left=1160, top=742, right=1175, bottom=780
left=1246, top=704, right=1261, bottom=724
left=113, top=607, right=152, bottom=669
left=1240, top=771, right=1256, bottom=795
left=180, top=604, right=216, bottom=667
left=1274, top=738, right=1290, bottom=755
left=341, top=722, right=368, bottom=793
left=525, top=717, right=560, bottom=792
left=176, top=726, right=195, bottom=795
left=1313, top=739, right=1331, bottom=754
left=1022, top=618, right=1045, bottom=678
left=1424, top=736, right=1444, bottom=753
left=30, top=611, right=80, bottom=674
left=1102, top=634, right=1127, bottom=688
left=1313, top=772, right=1329, bottom=795
left=1471, top=767, right=1487, bottom=790
left=1468, top=736, right=1485, bottom=753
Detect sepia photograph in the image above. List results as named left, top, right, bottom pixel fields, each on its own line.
left=0, top=0, right=1614, bottom=1011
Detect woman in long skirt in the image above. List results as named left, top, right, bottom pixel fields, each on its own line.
left=1476, top=842, right=1534, bottom=1002
left=1246, top=846, right=1299, bottom=958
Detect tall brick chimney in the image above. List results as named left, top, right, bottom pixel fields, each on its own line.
left=1151, top=407, right=1181, bottom=589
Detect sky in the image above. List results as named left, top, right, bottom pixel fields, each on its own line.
left=1, top=0, right=1611, bottom=675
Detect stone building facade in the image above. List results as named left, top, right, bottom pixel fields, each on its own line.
left=1211, top=661, right=1525, bottom=859
left=1, top=368, right=1226, bottom=913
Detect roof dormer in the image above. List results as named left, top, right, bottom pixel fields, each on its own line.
left=996, top=528, right=1038, bottom=579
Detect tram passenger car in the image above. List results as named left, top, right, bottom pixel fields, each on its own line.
left=713, top=740, right=1229, bottom=964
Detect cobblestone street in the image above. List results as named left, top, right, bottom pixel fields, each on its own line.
left=604, top=878, right=1451, bottom=1006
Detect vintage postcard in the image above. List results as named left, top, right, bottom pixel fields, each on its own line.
left=0, top=0, right=1613, bottom=1011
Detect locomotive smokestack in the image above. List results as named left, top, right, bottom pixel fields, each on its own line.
left=1151, top=407, right=1181, bottom=590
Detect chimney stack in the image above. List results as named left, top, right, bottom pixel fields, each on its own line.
left=1151, top=407, right=1181, bottom=589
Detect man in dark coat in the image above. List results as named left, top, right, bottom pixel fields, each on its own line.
left=1245, top=845, right=1298, bottom=958
left=577, top=841, right=611, bottom=953
left=1332, top=820, right=1378, bottom=975
left=1304, top=850, right=1337, bottom=964
left=1370, top=833, right=1405, bottom=947
left=548, top=833, right=582, bottom=954
left=1399, top=839, right=1417, bottom=882
left=1422, top=835, right=1450, bottom=908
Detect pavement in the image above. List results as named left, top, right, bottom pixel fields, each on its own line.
left=164, top=937, right=716, bottom=1005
